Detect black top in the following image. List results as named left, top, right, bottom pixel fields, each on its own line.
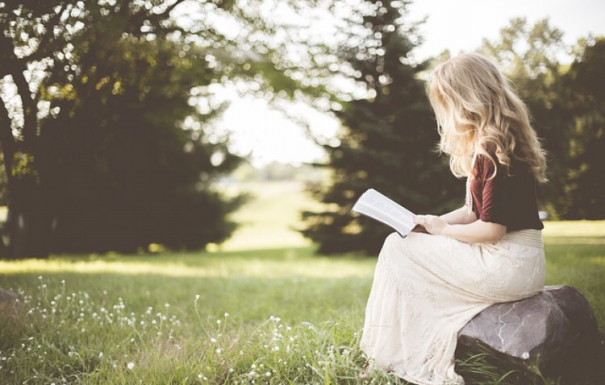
left=470, top=154, right=544, bottom=231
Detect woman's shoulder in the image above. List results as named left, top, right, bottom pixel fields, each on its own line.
left=474, top=151, right=497, bottom=179
left=475, top=151, right=532, bottom=181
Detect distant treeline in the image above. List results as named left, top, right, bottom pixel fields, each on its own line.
left=229, top=162, right=330, bottom=184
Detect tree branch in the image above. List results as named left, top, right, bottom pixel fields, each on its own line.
left=11, top=65, right=38, bottom=151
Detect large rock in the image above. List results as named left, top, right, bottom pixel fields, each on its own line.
left=457, top=286, right=601, bottom=383
left=0, top=288, right=21, bottom=319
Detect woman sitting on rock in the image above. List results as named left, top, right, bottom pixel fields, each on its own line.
left=360, top=52, right=548, bottom=385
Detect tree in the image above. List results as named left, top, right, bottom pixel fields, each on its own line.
left=302, top=0, right=460, bottom=255
left=38, top=33, right=246, bottom=253
left=559, top=38, right=605, bottom=219
left=0, top=0, right=302, bottom=258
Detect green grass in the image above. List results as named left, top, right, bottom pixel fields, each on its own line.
left=1, top=227, right=604, bottom=385
left=0, top=182, right=603, bottom=384
left=542, top=220, right=605, bottom=328
left=0, top=248, right=376, bottom=384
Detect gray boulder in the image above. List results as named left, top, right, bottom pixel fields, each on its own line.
left=458, top=285, right=601, bottom=383
left=0, top=288, right=21, bottom=319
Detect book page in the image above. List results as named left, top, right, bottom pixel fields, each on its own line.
left=352, top=189, right=415, bottom=236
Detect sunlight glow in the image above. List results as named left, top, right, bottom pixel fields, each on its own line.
left=0, top=256, right=372, bottom=279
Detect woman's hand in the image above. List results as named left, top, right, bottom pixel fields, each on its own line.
left=414, top=215, right=507, bottom=243
left=413, top=215, right=449, bottom=235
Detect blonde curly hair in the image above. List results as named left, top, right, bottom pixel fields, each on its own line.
left=427, top=53, right=547, bottom=183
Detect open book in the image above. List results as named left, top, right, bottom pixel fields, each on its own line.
left=352, top=188, right=416, bottom=237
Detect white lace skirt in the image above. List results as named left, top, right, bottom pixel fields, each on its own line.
left=360, top=230, right=545, bottom=385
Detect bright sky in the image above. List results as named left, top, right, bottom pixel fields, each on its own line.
left=219, top=0, right=605, bottom=167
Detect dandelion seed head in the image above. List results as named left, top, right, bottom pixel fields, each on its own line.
left=127, top=362, right=135, bottom=370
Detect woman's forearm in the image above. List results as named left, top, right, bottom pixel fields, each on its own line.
left=442, top=220, right=507, bottom=244
left=440, top=206, right=477, bottom=225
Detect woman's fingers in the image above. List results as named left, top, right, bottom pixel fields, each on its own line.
left=413, top=215, right=427, bottom=224
left=413, top=215, right=447, bottom=235
left=413, top=215, right=434, bottom=224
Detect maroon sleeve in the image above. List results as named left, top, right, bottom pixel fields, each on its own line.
left=476, top=155, right=509, bottom=225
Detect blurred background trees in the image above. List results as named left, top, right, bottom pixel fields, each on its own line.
left=301, top=0, right=459, bottom=254
left=1, top=1, right=603, bottom=258
left=0, top=0, right=301, bottom=258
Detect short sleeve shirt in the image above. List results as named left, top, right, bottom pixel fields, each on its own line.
left=470, top=154, right=544, bottom=231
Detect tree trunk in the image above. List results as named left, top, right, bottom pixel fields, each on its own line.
left=6, top=211, right=50, bottom=259
left=5, top=180, right=51, bottom=259
left=0, top=66, right=51, bottom=259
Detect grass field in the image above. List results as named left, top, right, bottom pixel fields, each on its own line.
left=0, top=182, right=604, bottom=384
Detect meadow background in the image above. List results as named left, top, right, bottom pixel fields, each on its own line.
left=1, top=180, right=604, bottom=385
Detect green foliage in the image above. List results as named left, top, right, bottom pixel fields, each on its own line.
left=302, top=1, right=460, bottom=254
left=37, top=31, right=244, bottom=252
left=556, top=38, right=605, bottom=219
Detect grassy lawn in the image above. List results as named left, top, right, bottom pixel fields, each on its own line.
left=0, top=182, right=603, bottom=384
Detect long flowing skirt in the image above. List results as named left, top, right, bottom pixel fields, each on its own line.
left=360, top=230, right=545, bottom=385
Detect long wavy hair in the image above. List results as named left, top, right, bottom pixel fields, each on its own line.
left=427, top=53, right=547, bottom=183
